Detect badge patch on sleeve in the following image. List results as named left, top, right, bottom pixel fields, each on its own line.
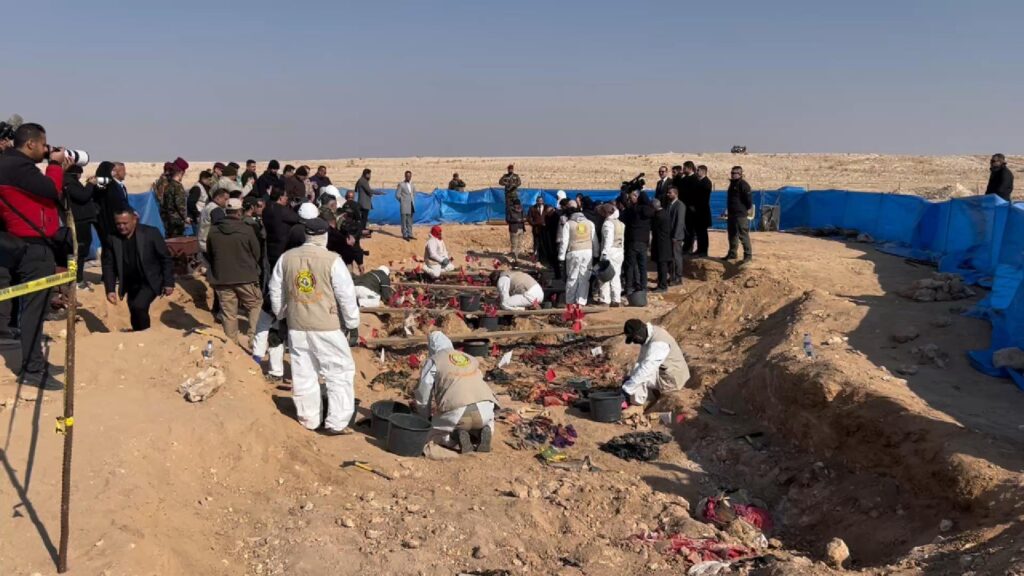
left=449, top=352, right=471, bottom=367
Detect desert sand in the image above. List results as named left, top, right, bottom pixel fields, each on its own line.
left=121, top=152, right=1021, bottom=199
left=1, top=154, right=1023, bottom=575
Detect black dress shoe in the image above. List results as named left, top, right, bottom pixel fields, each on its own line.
left=19, top=370, right=63, bottom=391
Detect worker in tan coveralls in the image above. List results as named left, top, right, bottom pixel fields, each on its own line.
left=414, top=332, right=499, bottom=453
left=620, top=319, right=690, bottom=406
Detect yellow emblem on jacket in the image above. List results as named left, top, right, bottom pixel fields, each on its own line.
left=449, top=352, right=471, bottom=367
left=575, top=222, right=588, bottom=235
left=295, top=270, right=316, bottom=294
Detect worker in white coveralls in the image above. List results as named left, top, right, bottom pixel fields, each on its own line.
left=269, top=217, right=361, bottom=434
left=597, top=203, right=625, bottom=307
left=620, top=319, right=690, bottom=406
left=414, top=332, right=499, bottom=453
left=490, top=270, right=544, bottom=310
left=352, top=266, right=392, bottom=308
left=558, top=200, right=598, bottom=305
left=423, top=225, right=455, bottom=279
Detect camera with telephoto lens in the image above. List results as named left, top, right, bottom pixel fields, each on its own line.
left=620, top=173, right=645, bottom=194
left=44, top=145, right=90, bottom=167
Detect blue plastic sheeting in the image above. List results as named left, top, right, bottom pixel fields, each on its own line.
left=366, top=190, right=442, bottom=225
left=86, top=191, right=165, bottom=258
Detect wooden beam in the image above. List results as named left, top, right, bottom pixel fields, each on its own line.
left=363, top=324, right=623, bottom=347
left=393, top=282, right=495, bottom=292
left=363, top=306, right=609, bottom=317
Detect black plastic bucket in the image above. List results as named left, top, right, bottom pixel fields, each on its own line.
left=370, top=400, right=411, bottom=439
left=568, top=377, right=592, bottom=397
left=459, top=293, right=481, bottom=312
left=478, top=315, right=499, bottom=331
left=627, top=290, right=648, bottom=307
left=589, top=390, right=624, bottom=423
left=386, top=413, right=432, bottom=457
left=463, top=338, right=490, bottom=357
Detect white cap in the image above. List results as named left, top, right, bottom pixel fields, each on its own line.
left=556, top=190, right=567, bottom=200
left=321, top=185, right=341, bottom=199
left=377, top=265, right=390, bottom=276
left=297, top=202, right=319, bottom=220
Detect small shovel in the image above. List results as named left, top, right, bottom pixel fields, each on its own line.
left=341, top=460, right=394, bottom=481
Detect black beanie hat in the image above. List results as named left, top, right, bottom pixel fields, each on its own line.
left=624, top=319, right=648, bottom=344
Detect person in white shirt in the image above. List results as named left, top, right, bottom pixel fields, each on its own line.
left=491, top=270, right=544, bottom=310
left=620, top=319, right=690, bottom=406
left=414, top=331, right=499, bottom=453
left=597, top=204, right=625, bottom=307
left=558, top=201, right=598, bottom=305
left=268, top=217, right=361, bottom=434
left=423, top=225, right=455, bottom=279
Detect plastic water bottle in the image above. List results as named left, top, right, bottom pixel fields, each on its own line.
left=203, top=340, right=214, bottom=360
left=803, top=334, right=814, bottom=358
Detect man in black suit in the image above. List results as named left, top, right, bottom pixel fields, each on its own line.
left=666, top=187, right=686, bottom=284
left=102, top=207, right=175, bottom=331
left=693, top=165, right=713, bottom=257
left=653, top=165, right=670, bottom=204
left=679, top=161, right=699, bottom=254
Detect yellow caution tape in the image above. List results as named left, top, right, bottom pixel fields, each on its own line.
left=0, top=260, right=77, bottom=303
left=56, top=416, right=75, bottom=434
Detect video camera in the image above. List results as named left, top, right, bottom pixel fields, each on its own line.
left=620, top=173, right=645, bottom=194
left=0, top=113, right=89, bottom=166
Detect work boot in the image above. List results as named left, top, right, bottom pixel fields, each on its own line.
left=610, top=302, right=621, bottom=308
left=741, top=255, right=753, bottom=264
left=476, top=427, right=493, bottom=453
left=720, top=253, right=737, bottom=262
left=456, top=429, right=474, bottom=454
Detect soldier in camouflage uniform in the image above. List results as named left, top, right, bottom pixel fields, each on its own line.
left=160, top=166, right=189, bottom=238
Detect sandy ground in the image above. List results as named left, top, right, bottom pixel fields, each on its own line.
left=1, top=222, right=1023, bottom=575
left=120, top=153, right=1022, bottom=200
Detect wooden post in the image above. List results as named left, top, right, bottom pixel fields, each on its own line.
left=57, top=215, right=78, bottom=574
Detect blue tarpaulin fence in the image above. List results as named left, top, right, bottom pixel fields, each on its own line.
left=126, top=187, right=1022, bottom=385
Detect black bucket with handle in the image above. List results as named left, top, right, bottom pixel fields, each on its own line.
left=589, top=390, right=624, bottom=423
left=370, top=400, right=411, bottom=439
left=386, top=413, right=433, bottom=457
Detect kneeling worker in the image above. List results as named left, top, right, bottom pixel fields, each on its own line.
left=620, top=319, right=690, bottom=406
left=423, top=225, right=455, bottom=279
left=353, top=265, right=393, bottom=308
left=490, top=270, right=543, bottom=310
left=414, top=332, right=499, bottom=453
left=269, top=217, right=361, bottom=434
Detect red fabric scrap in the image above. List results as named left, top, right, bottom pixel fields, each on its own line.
left=407, top=354, right=421, bottom=369
left=545, top=368, right=556, bottom=382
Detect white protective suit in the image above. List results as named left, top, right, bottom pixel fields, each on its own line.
left=423, top=235, right=455, bottom=279
left=269, top=233, right=361, bottom=432
left=621, top=322, right=690, bottom=405
left=559, top=211, right=598, bottom=305
left=497, top=273, right=544, bottom=311
left=251, top=309, right=285, bottom=378
left=415, top=333, right=496, bottom=445
left=598, top=209, right=625, bottom=304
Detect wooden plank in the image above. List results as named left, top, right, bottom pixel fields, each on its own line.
left=393, top=282, right=495, bottom=292
left=363, top=306, right=609, bottom=317
left=363, top=324, right=623, bottom=347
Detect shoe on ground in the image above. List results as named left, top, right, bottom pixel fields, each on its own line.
left=265, top=373, right=284, bottom=383
left=741, top=256, right=753, bottom=264
left=319, top=427, right=354, bottom=436
left=19, top=370, right=63, bottom=391
left=720, top=254, right=737, bottom=261
left=610, top=302, right=621, bottom=308
left=456, top=429, right=475, bottom=454
left=476, top=427, right=492, bottom=453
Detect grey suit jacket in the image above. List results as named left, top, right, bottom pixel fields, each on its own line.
left=396, top=181, right=416, bottom=214
left=668, top=199, right=686, bottom=241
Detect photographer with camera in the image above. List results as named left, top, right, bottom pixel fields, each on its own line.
left=0, top=122, right=69, bottom=389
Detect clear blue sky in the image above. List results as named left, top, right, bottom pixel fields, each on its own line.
left=1, top=0, right=1020, bottom=161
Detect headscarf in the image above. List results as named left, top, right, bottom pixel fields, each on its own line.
left=427, top=331, right=454, bottom=356
left=430, top=225, right=443, bottom=239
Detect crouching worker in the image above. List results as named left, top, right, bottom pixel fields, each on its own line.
left=353, top=266, right=393, bottom=308
left=414, top=332, right=499, bottom=453
left=490, top=270, right=543, bottom=310
left=269, top=217, right=361, bottom=434
left=620, top=319, right=690, bottom=407
left=423, top=225, right=455, bottom=279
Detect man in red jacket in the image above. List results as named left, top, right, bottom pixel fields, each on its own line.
left=0, top=122, right=67, bottom=389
